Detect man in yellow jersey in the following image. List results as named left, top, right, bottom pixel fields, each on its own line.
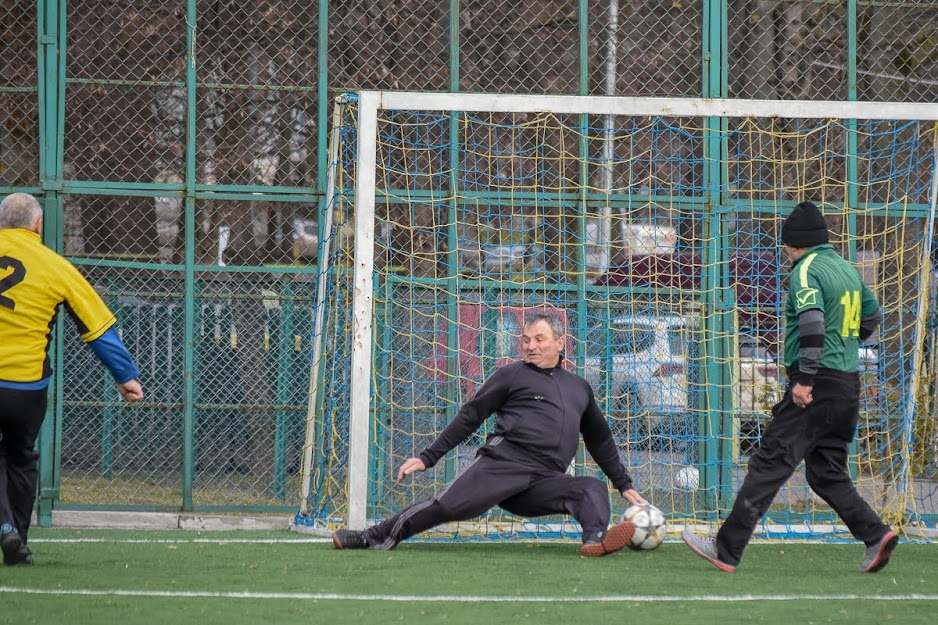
left=681, top=201, right=897, bottom=574
left=0, top=193, right=144, bottom=566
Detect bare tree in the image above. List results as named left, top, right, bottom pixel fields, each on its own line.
left=150, top=59, right=187, bottom=264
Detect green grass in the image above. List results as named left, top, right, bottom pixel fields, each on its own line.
left=1, top=530, right=936, bottom=625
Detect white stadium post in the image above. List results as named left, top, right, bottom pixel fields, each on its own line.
left=346, top=91, right=380, bottom=531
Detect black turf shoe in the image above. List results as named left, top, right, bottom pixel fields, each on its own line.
left=1, top=523, right=27, bottom=566
left=860, top=529, right=898, bottom=573
left=4, top=543, right=33, bottom=566
left=332, top=529, right=369, bottom=550
left=579, top=520, right=635, bottom=557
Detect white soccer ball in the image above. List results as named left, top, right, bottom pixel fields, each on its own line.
left=676, top=466, right=700, bottom=491
left=623, top=503, right=667, bottom=551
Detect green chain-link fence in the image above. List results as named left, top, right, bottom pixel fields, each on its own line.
left=1, top=0, right=936, bottom=519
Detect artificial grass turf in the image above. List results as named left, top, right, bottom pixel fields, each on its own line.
left=2, top=531, right=936, bottom=625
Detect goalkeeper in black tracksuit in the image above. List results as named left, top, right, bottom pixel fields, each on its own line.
left=682, top=201, right=898, bottom=573
left=332, top=312, right=648, bottom=557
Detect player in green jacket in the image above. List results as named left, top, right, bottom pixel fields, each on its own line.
left=682, top=201, right=898, bottom=574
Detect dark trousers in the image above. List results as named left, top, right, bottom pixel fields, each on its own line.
left=364, top=455, right=612, bottom=550
left=716, top=371, right=888, bottom=565
left=0, top=388, right=47, bottom=544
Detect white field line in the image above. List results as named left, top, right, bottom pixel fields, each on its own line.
left=28, top=537, right=934, bottom=545
left=30, top=538, right=331, bottom=544
left=1, top=586, right=937, bottom=603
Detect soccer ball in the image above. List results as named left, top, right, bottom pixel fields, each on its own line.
left=676, top=466, right=700, bottom=491
left=623, top=503, right=667, bottom=551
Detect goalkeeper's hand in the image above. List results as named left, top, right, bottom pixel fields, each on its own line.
left=621, top=488, right=647, bottom=506
left=397, top=457, right=426, bottom=482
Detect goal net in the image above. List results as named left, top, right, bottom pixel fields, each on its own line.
left=295, top=92, right=938, bottom=542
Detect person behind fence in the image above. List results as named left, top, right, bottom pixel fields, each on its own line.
left=0, top=193, right=144, bottom=566
left=681, top=200, right=898, bottom=574
left=332, top=312, right=647, bottom=556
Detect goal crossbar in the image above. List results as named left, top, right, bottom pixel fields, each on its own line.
left=368, top=91, right=938, bottom=121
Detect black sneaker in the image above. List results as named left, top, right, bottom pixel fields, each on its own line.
left=579, top=521, right=635, bottom=557
left=1, top=523, right=24, bottom=565
left=4, top=543, right=33, bottom=566
left=332, top=529, right=369, bottom=550
left=860, top=529, right=898, bottom=573
left=19, top=544, right=33, bottom=565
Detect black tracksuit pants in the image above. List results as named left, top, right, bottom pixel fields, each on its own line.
left=363, top=454, right=612, bottom=550
left=0, top=388, right=47, bottom=544
left=715, top=370, right=889, bottom=565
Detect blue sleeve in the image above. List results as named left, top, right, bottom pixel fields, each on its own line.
left=87, top=327, right=141, bottom=384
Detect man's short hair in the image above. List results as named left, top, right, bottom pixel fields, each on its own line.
left=523, top=312, right=565, bottom=340
left=0, top=193, right=43, bottom=229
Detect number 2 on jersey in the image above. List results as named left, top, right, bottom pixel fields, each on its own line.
left=840, top=290, right=861, bottom=337
left=0, top=255, right=27, bottom=310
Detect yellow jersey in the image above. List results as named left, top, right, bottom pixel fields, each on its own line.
left=0, top=228, right=116, bottom=383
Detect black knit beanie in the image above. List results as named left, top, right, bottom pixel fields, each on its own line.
left=781, top=201, right=829, bottom=248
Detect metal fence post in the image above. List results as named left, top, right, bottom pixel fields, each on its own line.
left=182, top=0, right=198, bottom=510
left=274, top=282, right=294, bottom=500
left=35, top=0, right=64, bottom=527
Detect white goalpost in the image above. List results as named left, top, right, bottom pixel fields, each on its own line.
left=297, top=92, right=938, bottom=539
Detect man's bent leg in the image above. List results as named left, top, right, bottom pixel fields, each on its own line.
left=5, top=446, right=39, bottom=541
left=716, top=392, right=810, bottom=565
left=364, top=457, right=534, bottom=550
left=0, top=389, right=46, bottom=544
left=501, top=474, right=611, bottom=538
left=805, top=443, right=889, bottom=544
left=499, top=474, right=633, bottom=556
left=805, top=379, right=890, bottom=547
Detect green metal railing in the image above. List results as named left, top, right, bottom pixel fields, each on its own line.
left=1, top=0, right=935, bottom=520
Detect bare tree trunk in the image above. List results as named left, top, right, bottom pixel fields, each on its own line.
left=778, top=3, right=805, bottom=97
left=746, top=0, right=778, bottom=99
left=198, top=58, right=228, bottom=265
left=862, top=6, right=903, bottom=100
left=150, top=60, right=187, bottom=264
left=229, top=49, right=282, bottom=264
left=286, top=102, right=312, bottom=185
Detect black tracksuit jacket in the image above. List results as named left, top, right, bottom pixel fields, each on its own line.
left=417, top=359, right=634, bottom=493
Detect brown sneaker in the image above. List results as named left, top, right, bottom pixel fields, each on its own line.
left=579, top=521, right=635, bottom=557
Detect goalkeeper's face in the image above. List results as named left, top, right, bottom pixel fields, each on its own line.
left=520, top=319, right=564, bottom=369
